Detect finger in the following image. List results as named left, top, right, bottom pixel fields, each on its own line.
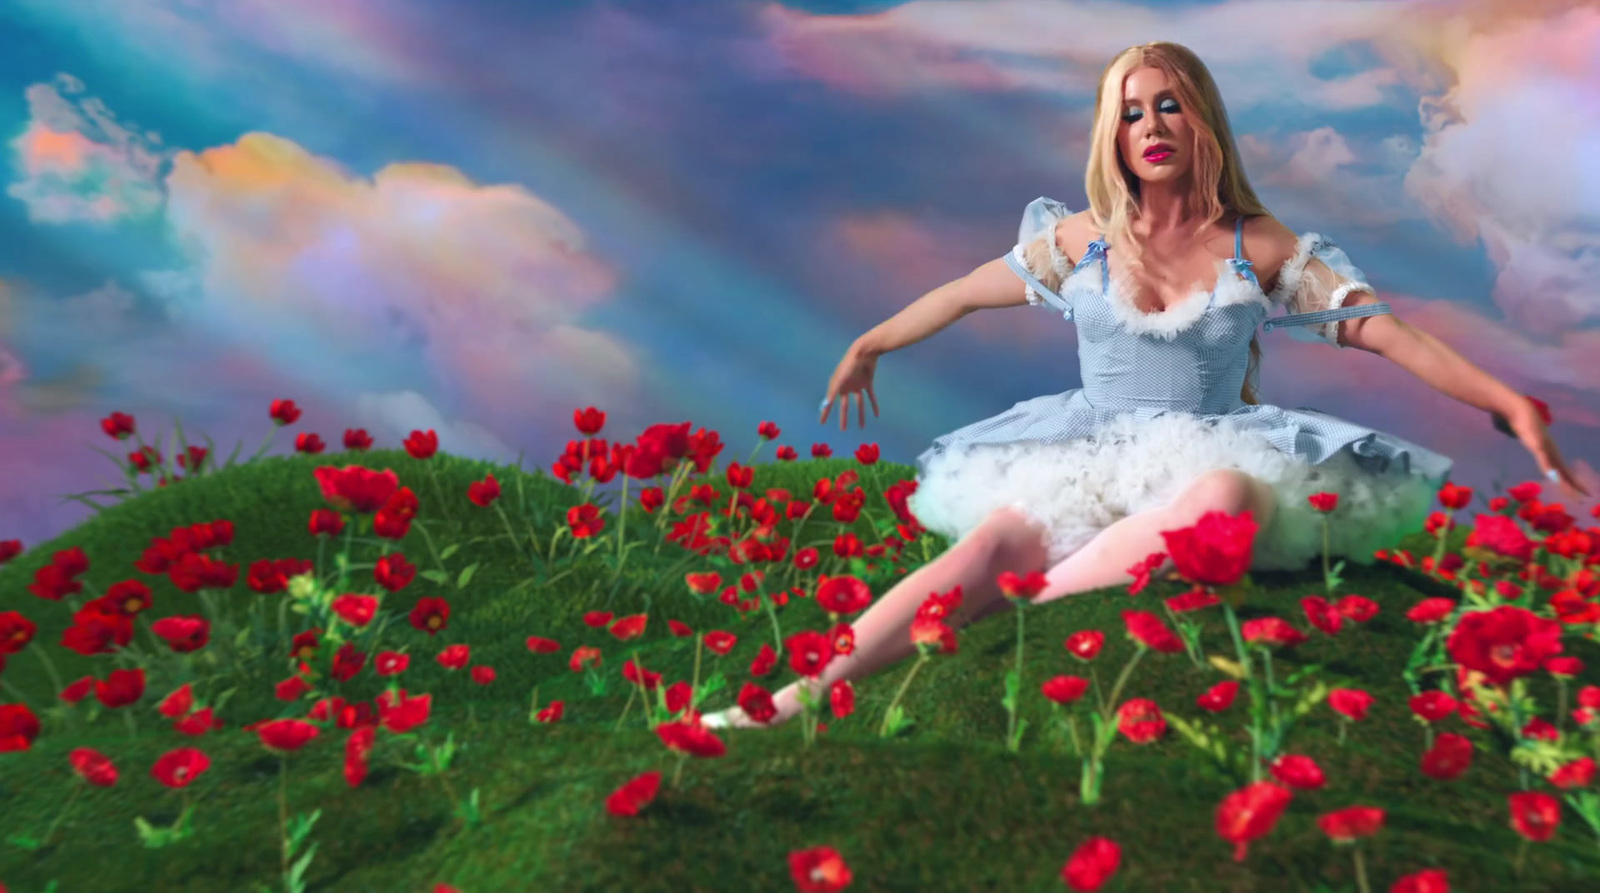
left=840, top=393, right=851, bottom=432
left=857, top=391, right=867, bottom=428
left=867, top=385, right=880, bottom=418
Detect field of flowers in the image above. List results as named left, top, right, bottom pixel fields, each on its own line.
left=0, top=400, right=1597, bottom=893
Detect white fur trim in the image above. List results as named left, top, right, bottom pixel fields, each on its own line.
left=1319, top=280, right=1376, bottom=347
left=906, top=411, right=1441, bottom=572
left=1100, top=257, right=1270, bottom=341
left=1268, top=233, right=1323, bottom=306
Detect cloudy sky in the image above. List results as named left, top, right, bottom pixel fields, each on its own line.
left=1, top=0, right=1597, bottom=548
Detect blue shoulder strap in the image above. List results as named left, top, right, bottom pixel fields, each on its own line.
left=1003, top=250, right=1073, bottom=318
left=1230, top=216, right=1258, bottom=287
left=1262, top=301, right=1392, bottom=333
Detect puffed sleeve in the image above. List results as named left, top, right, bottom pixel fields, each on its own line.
left=1005, top=196, right=1075, bottom=316
left=1264, top=234, right=1389, bottom=348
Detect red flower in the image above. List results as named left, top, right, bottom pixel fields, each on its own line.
left=1117, top=698, right=1166, bottom=743
left=403, top=429, right=439, bottom=459
left=1065, top=630, right=1105, bottom=661
left=1241, top=617, right=1307, bottom=648
left=750, top=642, right=778, bottom=676
left=1336, top=595, right=1378, bottom=622
left=574, top=407, right=606, bottom=435
left=331, top=643, right=366, bottom=681
left=1421, top=732, right=1473, bottom=781
left=295, top=432, right=326, bottom=454
left=1215, top=781, right=1293, bottom=862
left=785, top=630, right=835, bottom=678
left=1390, top=869, right=1450, bottom=893
left=569, top=646, right=602, bottom=673
left=1328, top=688, right=1374, bottom=722
left=1122, top=610, right=1184, bottom=653
left=467, top=474, right=501, bottom=507
left=997, top=570, right=1049, bottom=600
left=1447, top=606, right=1563, bottom=687
left=1408, top=691, right=1458, bottom=723
left=609, top=613, right=648, bottom=640
left=1317, top=806, right=1385, bottom=842
left=313, top=465, right=399, bottom=514
left=157, top=684, right=195, bottom=719
left=373, top=553, right=416, bottom=592
left=654, top=719, right=726, bottom=758
left=151, top=747, right=210, bottom=788
left=0, top=611, right=37, bottom=654
left=345, top=726, right=375, bottom=788
left=0, top=703, right=41, bottom=752
left=375, top=651, right=410, bottom=676
left=1198, top=680, right=1240, bottom=712
left=1166, top=588, right=1221, bottom=613
left=378, top=690, right=432, bottom=734
left=409, top=597, right=451, bottom=635
left=0, top=539, right=22, bottom=565
left=95, top=668, right=145, bottom=708
left=174, top=707, right=222, bottom=737
left=788, top=846, right=852, bottom=893
left=276, top=675, right=312, bottom=702
left=535, top=701, right=564, bottom=723
left=815, top=576, right=873, bottom=614
left=308, top=508, right=345, bottom=537
left=1042, top=675, right=1090, bottom=705
left=1508, top=792, right=1561, bottom=842
left=583, top=611, right=614, bottom=628
left=1545, top=656, right=1584, bottom=678
left=1302, top=596, right=1344, bottom=636
left=70, top=747, right=118, bottom=787
left=343, top=428, right=374, bottom=450
left=331, top=594, right=378, bottom=627
left=703, top=630, right=737, bottom=656
left=100, top=411, right=136, bottom=439
left=1550, top=757, right=1596, bottom=789
left=1406, top=598, right=1456, bottom=624
left=1308, top=492, right=1338, bottom=513
left=567, top=504, right=605, bottom=537
left=269, top=399, right=301, bottom=425
left=830, top=680, right=855, bottom=719
left=910, top=615, right=958, bottom=655
left=257, top=718, right=321, bottom=752
left=525, top=635, right=560, bottom=654
left=1061, top=836, right=1121, bottom=892
left=437, top=644, right=470, bottom=670
left=605, top=770, right=662, bottom=817
left=1270, top=754, right=1327, bottom=790
left=59, top=677, right=93, bottom=704
left=737, top=683, right=778, bottom=724
left=470, top=665, right=495, bottom=685
left=1160, top=509, right=1258, bottom=587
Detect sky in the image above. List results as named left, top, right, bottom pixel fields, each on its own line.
left=1, top=0, right=1598, bottom=549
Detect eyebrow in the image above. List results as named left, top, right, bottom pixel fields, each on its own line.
left=1122, top=90, right=1176, bottom=105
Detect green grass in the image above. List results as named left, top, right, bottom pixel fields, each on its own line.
left=0, top=447, right=1597, bottom=893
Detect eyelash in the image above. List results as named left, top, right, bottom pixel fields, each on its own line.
left=1122, top=99, right=1180, bottom=123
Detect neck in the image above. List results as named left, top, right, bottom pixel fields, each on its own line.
left=1133, top=177, right=1200, bottom=235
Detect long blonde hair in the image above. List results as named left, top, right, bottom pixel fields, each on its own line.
left=1085, top=42, right=1268, bottom=405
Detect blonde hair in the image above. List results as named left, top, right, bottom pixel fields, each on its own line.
left=1085, top=42, right=1269, bottom=405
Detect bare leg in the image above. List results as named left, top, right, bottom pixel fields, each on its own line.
left=967, top=467, right=1279, bottom=617
left=704, top=506, right=1051, bottom=727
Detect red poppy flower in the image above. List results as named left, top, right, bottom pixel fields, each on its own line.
left=1122, top=610, right=1184, bottom=653
left=1065, top=630, right=1105, bottom=661
left=535, top=701, right=564, bottom=723
left=0, top=703, right=41, bottom=752
left=1317, top=806, right=1385, bottom=842
left=403, top=429, right=439, bottom=459
left=1160, top=509, right=1258, bottom=587
left=343, top=428, right=374, bottom=450
left=1302, top=596, right=1344, bottom=636
left=1447, top=606, right=1563, bottom=687
left=467, top=474, right=500, bottom=507
left=437, top=645, right=470, bottom=670
left=1198, top=680, right=1240, bottom=712
left=1508, top=791, right=1561, bottom=842
left=1270, top=754, right=1327, bottom=790
left=95, top=668, right=145, bottom=708
left=526, top=636, right=561, bottom=653
left=830, top=680, right=855, bottom=719
left=737, top=683, right=778, bottom=724
left=1406, top=598, right=1456, bottom=624
left=1041, top=675, right=1090, bottom=705
left=409, top=597, right=450, bottom=635
left=1421, top=732, right=1473, bottom=781
left=157, top=684, right=195, bottom=719
left=750, top=642, right=778, bottom=676
left=1328, top=688, right=1374, bottom=722
left=345, top=726, right=375, bottom=788
left=312, top=465, right=399, bottom=514
left=815, top=576, right=873, bottom=614
left=331, top=594, right=378, bottom=628
left=373, top=553, right=416, bottom=592
left=1336, top=595, right=1378, bottom=622
left=70, top=747, right=118, bottom=787
left=1215, top=781, right=1292, bottom=862
left=378, top=690, right=432, bottom=734
left=151, top=747, right=211, bottom=788
left=1390, top=869, right=1449, bottom=893
left=788, top=846, right=852, bottom=893
left=605, top=770, right=662, bottom=817
left=257, top=718, right=321, bottom=752
left=1550, top=757, right=1596, bottom=789
left=1409, top=691, right=1458, bottom=723
left=703, top=630, right=737, bottom=655
left=0, top=611, right=38, bottom=654
left=785, top=630, right=834, bottom=678
left=269, top=398, right=301, bottom=425
left=1241, top=617, right=1307, bottom=648
left=1061, top=836, right=1121, bottom=892
left=1117, top=698, right=1166, bottom=743
left=654, top=719, right=726, bottom=758
left=608, top=613, right=648, bottom=640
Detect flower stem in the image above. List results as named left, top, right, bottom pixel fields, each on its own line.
left=1101, top=645, right=1148, bottom=723
left=425, top=462, right=454, bottom=526
left=879, top=654, right=928, bottom=737
left=40, top=779, right=84, bottom=845
left=0, top=677, right=37, bottom=711
left=690, top=635, right=705, bottom=706
left=493, top=503, right=528, bottom=562
left=612, top=686, right=636, bottom=732
left=278, top=757, right=290, bottom=879
left=31, top=644, right=66, bottom=696
left=1352, top=845, right=1371, bottom=893
left=1008, top=602, right=1026, bottom=752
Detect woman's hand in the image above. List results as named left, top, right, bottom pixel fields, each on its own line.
left=820, top=343, right=881, bottom=431
left=1508, top=403, right=1592, bottom=501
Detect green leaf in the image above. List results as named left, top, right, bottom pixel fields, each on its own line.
left=440, top=543, right=461, bottom=561
left=456, top=562, right=480, bottom=589
left=6, top=833, right=42, bottom=851
left=134, top=816, right=171, bottom=849
left=225, top=438, right=245, bottom=469
left=1002, top=669, right=1021, bottom=712
left=287, top=841, right=319, bottom=893
left=420, top=569, right=451, bottom=586
left=287, top=809, right=322, bottom=852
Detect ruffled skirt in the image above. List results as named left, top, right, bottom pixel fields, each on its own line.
left=906, top=409, right=1449, bottom=572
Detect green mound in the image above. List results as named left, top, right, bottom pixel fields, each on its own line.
left=0, top=448, right=1596, bottom=893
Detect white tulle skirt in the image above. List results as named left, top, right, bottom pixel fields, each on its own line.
left=905, top=411, right=1444, bottom=573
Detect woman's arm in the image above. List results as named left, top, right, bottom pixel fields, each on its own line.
left=851, top=253, right=1046, bottom=358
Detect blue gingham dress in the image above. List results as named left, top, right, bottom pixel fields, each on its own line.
left=905, top=197, right=1454, bottom=572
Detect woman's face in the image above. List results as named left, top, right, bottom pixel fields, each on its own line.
left=1117, top=66, right=1194, bottom=185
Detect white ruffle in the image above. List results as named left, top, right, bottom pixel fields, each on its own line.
left=1092, top=257, right=1270, bottom=341
left=906, top=410, right=1441, bottom=573
left=1267, top=233, right=1324, bottom=306
left=1318, top=279, right=1375, bottom=347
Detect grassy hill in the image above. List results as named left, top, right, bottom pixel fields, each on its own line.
left=0, top=442, right=1597, bottom=893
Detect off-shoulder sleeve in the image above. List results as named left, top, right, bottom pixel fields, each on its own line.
left=1004, top=196, right=1075, bottom=316
left=1263, top=234, right=1389, bottom=348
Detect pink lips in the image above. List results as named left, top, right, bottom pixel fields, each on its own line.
left=1144, top=146, right=1173, bottom=162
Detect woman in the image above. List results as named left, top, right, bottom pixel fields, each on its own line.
left=704, top=42, right=1586, bottom=730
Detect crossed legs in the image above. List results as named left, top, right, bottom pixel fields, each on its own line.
left=704, top=467, right=1277, bottom=728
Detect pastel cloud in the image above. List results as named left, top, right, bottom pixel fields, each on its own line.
left=7, top=74, right=169, bottom=224
left=1402, top=3, right=1600, bottom=336
left=755, top=0, right=1415, bottom=109
left=154, top=131, right=641, bottom=431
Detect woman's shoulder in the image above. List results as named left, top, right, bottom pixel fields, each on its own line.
left=1238, top=214, right=1301, bottom=292
left=1049, top=210, right=1099, bottom=268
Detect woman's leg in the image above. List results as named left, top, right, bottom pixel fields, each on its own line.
left=705, top=505, right=1052, bottom=727
left=966, top=467, right=1277, bottom=621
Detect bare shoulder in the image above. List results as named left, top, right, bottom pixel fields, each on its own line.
left=1240, top=215, right=1301, bottom=293
left=1051, top=210, right=1097, bottom=267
